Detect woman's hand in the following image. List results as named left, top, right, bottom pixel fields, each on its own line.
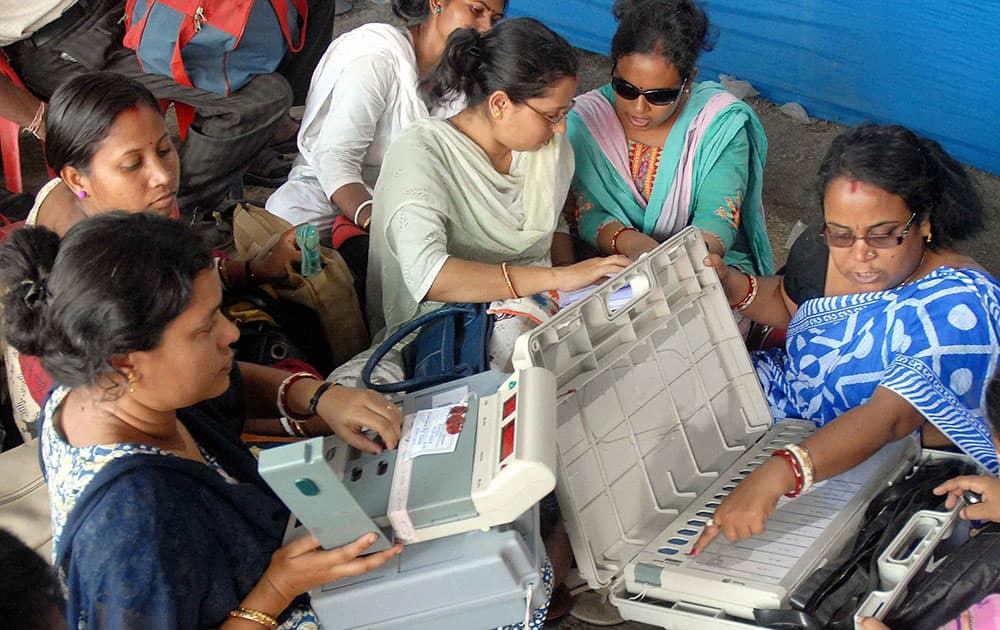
left=262, top=533, right=403, bottom=603
left=252, top=228, right=303, bottom=282
left=315, top=385, right=403, bottom=454
left=934, top=475, right=1000, bottom=523
left=690, top=457, right=796, bottom=555
left=856, top=617, right=891, bottom=630
left=553, top=255, right=630, bottom=292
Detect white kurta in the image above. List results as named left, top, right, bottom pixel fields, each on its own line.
left=265, top=23, right=462, bottom=233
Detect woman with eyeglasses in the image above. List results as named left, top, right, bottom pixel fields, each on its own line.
left=691, top=124, right=1000, bottom=554
left=565, top=0, right=773, bottom=276
left=266, top=0, right=507, bottom=304
left=364, top=18, right=628, bottom=357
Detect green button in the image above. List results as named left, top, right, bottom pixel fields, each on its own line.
left=295, top=478, right=320, bottom=496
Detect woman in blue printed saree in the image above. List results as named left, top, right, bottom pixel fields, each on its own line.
left=565, top=0, right=774, bottom=275
left=0, top=213, right=405, bottom=629
left=692, top=124, right=999, bottom=554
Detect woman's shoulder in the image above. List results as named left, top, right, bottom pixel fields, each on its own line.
left=339, top=22, right=412, bottom=51
left=31, top=179, right=77, bottom=233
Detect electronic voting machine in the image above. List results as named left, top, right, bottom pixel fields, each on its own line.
left=259, top=367, right=557, bottom=548
left=259, top=370, right=556, bottom=629
left=511, top=227, right=922, bottom=629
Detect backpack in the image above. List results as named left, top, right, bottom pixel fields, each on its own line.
left=123, top=0, right=308, bottom=95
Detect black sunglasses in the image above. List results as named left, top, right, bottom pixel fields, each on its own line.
left=611, top=76, right=687, bottom=106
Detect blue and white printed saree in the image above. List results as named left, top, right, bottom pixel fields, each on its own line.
left=754, top=266, right=1000, bottom=473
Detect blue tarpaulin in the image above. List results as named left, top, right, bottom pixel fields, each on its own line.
left=507, top=1, right=1000, bottom=175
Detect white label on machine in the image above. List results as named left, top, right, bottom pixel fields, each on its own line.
left=405, top=400, right=468, bottom=460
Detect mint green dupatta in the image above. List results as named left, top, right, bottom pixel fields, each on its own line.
left=568, top=81, right=773, bottom=275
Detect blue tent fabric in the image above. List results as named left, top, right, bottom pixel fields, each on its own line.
left=508, top=1, right=1000, bottom=175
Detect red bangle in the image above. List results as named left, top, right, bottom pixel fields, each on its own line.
left=277, top=371, right=318, bottom=422
left=610, top=225, right=638, bottom=255
left=772, top=448, right=804, bottom=498
left=730, top=271, right=758, bottom=311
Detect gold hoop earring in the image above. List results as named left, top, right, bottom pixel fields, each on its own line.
left=127, top=370, right=137, bottom=394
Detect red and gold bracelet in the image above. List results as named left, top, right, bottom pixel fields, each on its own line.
left=610, top=225, right=638, bottom=255
left=772, top=448, right=805, bottom=498
left=276, top=371, right=318, bottom=423
left=730, top=271, right=758, bottom=311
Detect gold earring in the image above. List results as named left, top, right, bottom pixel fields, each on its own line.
left=492, top=109, right=503, bottom=120
left=127, top=370, right=137, bottom=394
left=925, top=230, right=933, bottom=244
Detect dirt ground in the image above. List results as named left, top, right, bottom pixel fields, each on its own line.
left=6, top=2, right=999, bottom=628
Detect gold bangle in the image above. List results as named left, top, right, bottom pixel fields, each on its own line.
left=228, top=607, right=278, bottom=629
left=501, top=261, right=519, bottom=299
left=362, top=215, right=372, bottom=231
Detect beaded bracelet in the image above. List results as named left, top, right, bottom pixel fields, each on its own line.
left=610, top=225, right=638, bottom=255
left=772, top=448, right=805, bottom=498
left=228, top=607, right=278, bottom=629
left=277, top=371, right=318, bottom=423
left=730, top=272, right=758, bottom=311
left=501, top=262, right=520, bottom=299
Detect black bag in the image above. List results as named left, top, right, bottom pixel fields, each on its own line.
left=754, top=458, right=980, bottom=630
left=885, top=521, right=1000, bottom=630
left=222, top=288, right=333, bottom=374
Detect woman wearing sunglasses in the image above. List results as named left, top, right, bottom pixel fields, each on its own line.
left=565, top=0, right=773, bottom=276
left=691, top=124, right=1000, bottom=554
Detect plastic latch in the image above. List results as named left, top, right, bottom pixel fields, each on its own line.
left=634, top=562, right=662, bottom=587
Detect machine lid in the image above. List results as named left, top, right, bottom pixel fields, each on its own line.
left=513, top=227, right=773, bottom=588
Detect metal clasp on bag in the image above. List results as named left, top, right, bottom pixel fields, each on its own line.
left=193, top=6, right=206, bottom=32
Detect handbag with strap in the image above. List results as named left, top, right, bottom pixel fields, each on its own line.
left=232, top=204, right=369, bottom=367
left=362, top=303, right=493, bottom=394
left=123, top=0, right=308, bottom=95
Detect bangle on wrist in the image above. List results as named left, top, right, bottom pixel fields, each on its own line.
left=308, top=381, right=335, bottom=416
left=277, top=371, right=318, bottom=422
left=730, top=271, right=758, bottom=311
left=772, top=448, right=805, bottom=498
left=279, top=416, right=307, bottom=438
left=353, top=199, right=373, bottom=226
left=784, top=443, right=815, bottom=494
left=228, top=607, right=278, bottom=629
left=23, top=101, right=45, bottom=140
left=501, top=262, right=520, bottom=299
left=610, top=225, right=638, bottom=255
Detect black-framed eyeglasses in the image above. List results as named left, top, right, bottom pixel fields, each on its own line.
left=611, top=76, right=688, bottom=106
left=521, top=99, right=575, bottom=127
left=822, top=212, right=919, bottom=249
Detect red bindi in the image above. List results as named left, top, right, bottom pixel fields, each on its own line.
left=848, top=179, right=859, bottom=193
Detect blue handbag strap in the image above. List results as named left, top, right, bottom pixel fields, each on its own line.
left=362, top=304, right=476, bottom=393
